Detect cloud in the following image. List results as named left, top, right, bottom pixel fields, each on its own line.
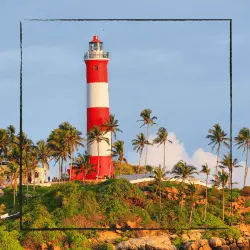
left=141, top=132, right=248, bottom=188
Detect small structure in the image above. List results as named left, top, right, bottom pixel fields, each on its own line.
left=28, top=166, right=47, bottom=184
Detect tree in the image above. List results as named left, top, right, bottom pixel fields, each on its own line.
left=47, top=126, right=68, bottom=182
left=217, top=171, right=229, bottom=221
left=87, top=126, right=109, bottom=180
left=138, top=109, right=157, bottom=166
left=187, top=182, right=197, bottom=227
left=219, top=153, right=242, bottom=188
left=200, top=163, right=211, bottom=220
left=171, top=160, right=198, bottom=211
left=153, top=127, right=172, bottom=170
left=102, top=114, right=122, bottom=177
left=76, top=152, right=94, bottom=181
left=206, top=123, right=229, bottom=177
left=0, top=129, right=9, bottom=161
left=37, top=140, right=50, bottom=176
left=132, top=133, right=149, bottom=173
left=235, top=127, right=250, bottom=187
left=153, top=165, right=167, bottom=209
left=112, top=140, right=127, bottom=176
left=59, top=122, right=84, bottom=181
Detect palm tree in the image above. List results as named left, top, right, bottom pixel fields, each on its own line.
left=76, top=152, right=94, bottom=181
left=102, top=114, right=122, bottom=177
left=6, top=162, right=19, bottom=209
left=217, top=171, right=229, bottom=221
left=171, top=160, right=198, bottom=211
left=219, top=153, right=242, bottom=188
left=112, top=140, right=127, bottom=176
left=138, top=109, right=157, bottom=166
left=206, top=123, right=229, bottom=176
left=37, top=140, right=50, bottom=178
left=153, top=127, right=172, bottom=170
left=235, top=127, right=250, bottom=187
left=59, top=122, right=84, bottom=181
left=0, top=129, right=9, bottom=161
left=132, top=133, right=149, bottom=173
left=87, top=126, right=109, bottom=180
left=187, top=182, right=196, bottom=227
left=47, top=125, right=70, bottom=182
left=200, top=163, right=211, bottom=220
left=153, top=165, right=167, bottom=209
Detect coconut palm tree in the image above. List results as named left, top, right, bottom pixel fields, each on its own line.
left=153, top=127, right=172, bottom=170
left=47, top=127, right=68, bottom=182
left=102, top=114, right=122, bottom=177
left=59, top=122, right=84, bottom=181
left=217, top=171, right=229, bottom=221
left=76, top=152, right=95, bottom=181
left=219, top=153, right=242, bottom=188
left=200, top=163, right=211, bottom=220
left=206, top=123, right=229, bottom=176
left=112, top=140, right=127, bottom=176
left=87, top=126, right=109, bottom=180
left=235, top=127, right=250, bottom=187
left=132, top=133, right=149, bottom=173
left=138, top=109, right=157, bottom=166
left=37, top=140, right=50, bottom=176
left=0, top=129, right=9, bottom=161
left=187, top=182, right=197, bottom=227
left=153, top=165, right=167, bottom=209
left=171, top=160, right=198, bottom=211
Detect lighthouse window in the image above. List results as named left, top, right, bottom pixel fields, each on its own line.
left=94, top=65, right=98, bottom=71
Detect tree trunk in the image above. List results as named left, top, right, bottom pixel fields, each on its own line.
left=205, top=175, right=208, bottom=220
left=96, top=142, right=100, bottom=180
left=216, top=144, right=221, bottom=177
left=189, top=203, right=194, bottom=226
left=70, top=150, right=73, bottom=182
left=244, top=146, right=248, bottom=187
left=109, top=134, right=113, bottom=178
left=58, top=158, right=61, bottom=182
left=222, top=185, right=225, bottom=221
left=144, top=125, right=149, bottom=166
left=138, top=149, right=143, bottom=174
left=163, top=141, right=166, bottom=169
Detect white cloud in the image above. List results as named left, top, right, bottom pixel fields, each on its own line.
left=139, top=132, right=248, bottom=188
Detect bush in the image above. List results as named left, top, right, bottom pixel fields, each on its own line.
left=65, top=230, right=88, bottom=248
left=240, top=186, right=250, bottom=196
left=0, top=226, right=23, bottom=250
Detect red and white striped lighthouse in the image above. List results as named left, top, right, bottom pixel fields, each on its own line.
left=84, top=35, right=113, bottom=180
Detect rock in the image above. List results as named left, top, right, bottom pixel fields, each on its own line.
left=237, top=237, right=249, bottom=248
left=183, top=241, right=200, bottom=250
left=219, top=246, right=230, bottom=250
left=0, top=189, right=4, bottom=197
left=188, top=231, right=202, bottom=241
left=209, top=237, right=223, bottom=248
left=126, top=220, right=137, bottom=229
left=182, top=234, right=190, bottom=243
left=229, top=243, right=240, bottom=250
left=198, top=239, right=212, bottom=250
left=115, top=235, right=175, bottom=250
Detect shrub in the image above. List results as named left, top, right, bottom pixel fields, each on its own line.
left=240, top=186, right=250, bottom=196
left=65, top=231, right=88, bottom=248
left=0, top=226, right=23, bottom=250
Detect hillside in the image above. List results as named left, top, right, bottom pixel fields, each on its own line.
left=0, top=179, right=249, bottom=249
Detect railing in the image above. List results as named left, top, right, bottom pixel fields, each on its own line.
left=84, top=51, right=109, bottom=59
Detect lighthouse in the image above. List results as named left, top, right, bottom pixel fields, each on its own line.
left=84, top=35, right=113, bottom=179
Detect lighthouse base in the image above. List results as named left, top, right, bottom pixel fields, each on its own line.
left=69, top=156, right=114, bottom=181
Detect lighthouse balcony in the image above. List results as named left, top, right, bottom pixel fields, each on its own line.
left=84, top=51, right=109, bottom=60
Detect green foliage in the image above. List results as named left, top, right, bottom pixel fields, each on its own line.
left=244, top=199, right=250, bottom=208
left=202, top=227, right=241, bottom=240
left=96, top=242, right=114, bottom=250
left=243, top=212, right=250, bottom=224
left=0, top=226, right=23, bottom=250
left=172, top=236, right=183, bottom=248
left=65, top=231, right=88, bottom=248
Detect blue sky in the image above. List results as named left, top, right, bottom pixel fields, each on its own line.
left=0, top=1, right=249, bottom=185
